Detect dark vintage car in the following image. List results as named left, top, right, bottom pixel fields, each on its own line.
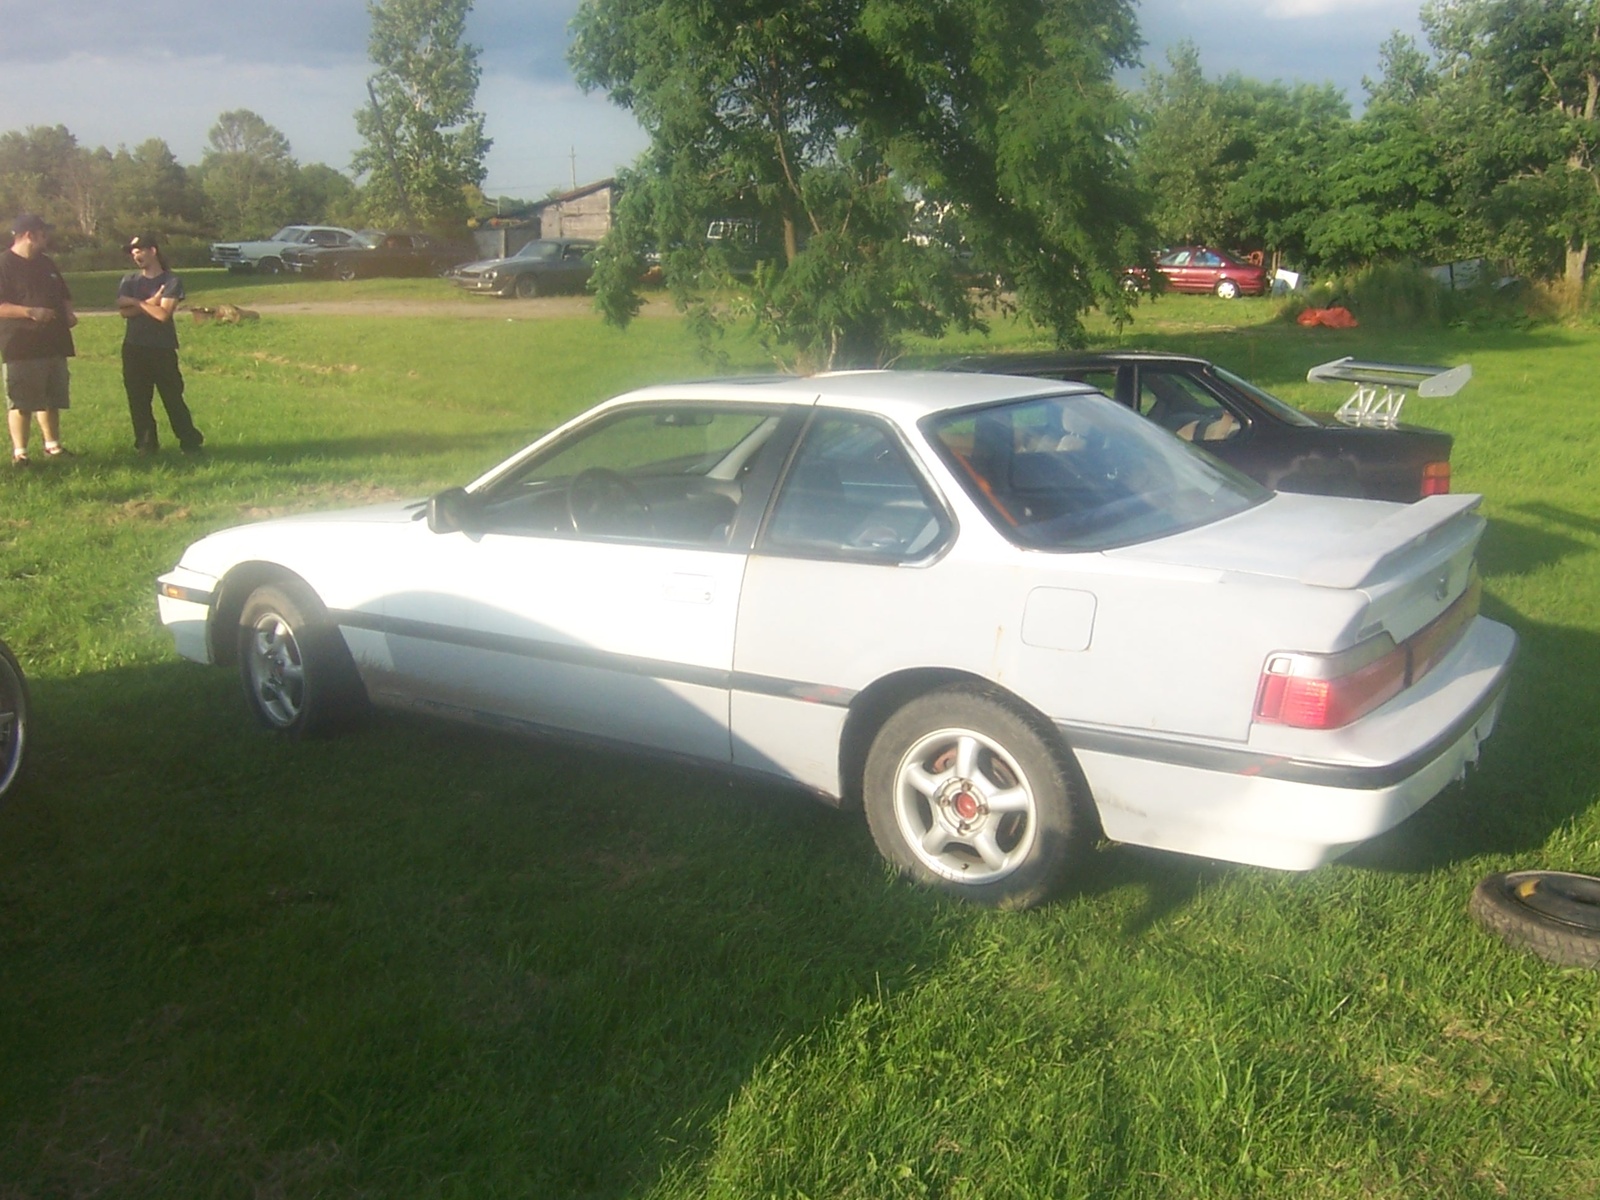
left=948, top=351, right=1457, bottom=502
left=448, top=238, right=597, bottom=298
left=1124, top=247, right=1270, bottom=299
left=281, top=231, right=474, bottom=280
left=1, top=637, right=26, bottom=801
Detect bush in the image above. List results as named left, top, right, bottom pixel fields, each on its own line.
left=54, top=238, right=214, bottom=273
left=1278, top=261, right=1530, bottom=330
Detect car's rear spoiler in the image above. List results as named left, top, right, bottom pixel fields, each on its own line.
left=1307, top=357, right=1472, bottom=428
left=1299, top=493, right=1483, bottom=589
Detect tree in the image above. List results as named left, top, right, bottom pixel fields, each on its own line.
left=0, top=126, right=113, bottom=243
left=1423, top=0, right=1600, bottom=284
left=1305, top=36, right=1456, bottom=270
left=352, top=0, right=491, bottom=230
left=571, top=0, right=1152, bottom=370
left=294, top=163, right=362, bottom=227
left=108, top=139, right=207, bottom=234
left=1132, top=43, right=1235, bottom=247
left=196, top=109, right=300, bottom=236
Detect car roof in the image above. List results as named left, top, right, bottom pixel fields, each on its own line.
left=603, top=370, right=1096, bottom=422
left=950, top=350, right=1214, bottom=373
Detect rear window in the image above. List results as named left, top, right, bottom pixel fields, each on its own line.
left=923, top=391, right=1267, bottom=551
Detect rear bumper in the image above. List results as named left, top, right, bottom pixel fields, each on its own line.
left=1068, top=616, right=1517, bottom=869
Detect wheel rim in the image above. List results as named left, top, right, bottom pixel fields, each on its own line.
left=891, top=726, right=1039, bottom=885
left=246, top=612, right=306, bottom=727
left=1217, top=280, right=1239, bottom=299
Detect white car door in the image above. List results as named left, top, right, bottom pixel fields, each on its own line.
left=731, top=410, right=959, bottom=794
left=392, top=404, right=789, bottom=761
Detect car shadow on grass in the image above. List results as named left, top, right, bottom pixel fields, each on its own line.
left=1, top=662, right=968, bottom=1198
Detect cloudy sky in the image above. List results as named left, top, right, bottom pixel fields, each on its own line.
left=0, top=0, right=1423, bottom=201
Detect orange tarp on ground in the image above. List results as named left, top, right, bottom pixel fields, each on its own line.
left=1296, top=306, right=1359, bottom=328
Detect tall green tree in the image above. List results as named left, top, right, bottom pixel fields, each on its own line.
left=0, top=126, right=113, bottom=243
left=108, top=138, right=207, bottom=235
left=1133, top=53, right=1349, bottom=268
left=352, top=0, right=491, bottom=230
left=1423, top=0, right=1600, bottom=283
left=1305, top=35, right=1456, bottom=270
left=195, top=109, right=300, bottom=236
left=571, top=0, right=1152, bottom=369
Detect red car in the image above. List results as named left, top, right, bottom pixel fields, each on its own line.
left=1125, top=246, right=1269, bottom=299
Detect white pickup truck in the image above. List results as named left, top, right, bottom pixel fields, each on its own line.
left=210, top=225, right=359, bottom=274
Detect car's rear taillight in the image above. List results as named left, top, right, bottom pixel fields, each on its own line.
left=1255, top=639, right=1407, bottom=730
left=1255, top=577, right=1481, bottom=730
left=1421, top=461, right=1450, bottom=496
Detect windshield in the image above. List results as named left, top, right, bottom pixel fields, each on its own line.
left=924, top=391, right=1267, bottom=551
left=1213, top=366, right=1319, bottom=427
left=512, top=241, right=559, bottom=261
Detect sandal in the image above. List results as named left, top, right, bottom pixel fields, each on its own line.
left=10, top=453, right=28, bottom=468
left=42, top=444, right=75, bottom=458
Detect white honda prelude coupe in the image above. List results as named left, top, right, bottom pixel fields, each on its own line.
left=157, top=371, right=1516, bottom=907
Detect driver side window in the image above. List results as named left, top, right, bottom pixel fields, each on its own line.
left=761, top=413, right=947, bottom=562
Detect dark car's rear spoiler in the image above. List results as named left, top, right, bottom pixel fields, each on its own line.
left=1307, top=357, right=1472, bottom=428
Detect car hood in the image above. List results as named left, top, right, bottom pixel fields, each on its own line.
left=1105, top=491, right=1483, bottom=590
left=454, top=256, right=517, bottom=272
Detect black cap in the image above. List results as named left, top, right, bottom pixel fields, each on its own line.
left=10, top=214, right=50, bottom=237
left=125, top=232, right=161, bottom=252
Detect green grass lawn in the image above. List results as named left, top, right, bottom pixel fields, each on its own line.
left=1, top=295, right=1597, bottom=1198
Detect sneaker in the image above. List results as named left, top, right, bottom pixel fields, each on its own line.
left=42, top=444, right=75, bottom=458
left=180, top=442, right=205, bottom=456
left=136, top=443, right=158, bottom=458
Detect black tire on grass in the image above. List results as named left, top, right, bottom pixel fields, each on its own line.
left=0, top=638, right=28, bottom=800
left=1469, top=870, right=1600, bottom=970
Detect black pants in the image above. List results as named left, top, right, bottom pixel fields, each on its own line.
left=122, top=343, right=202, bottom=451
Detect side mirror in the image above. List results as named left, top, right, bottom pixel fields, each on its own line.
left=427, top=487, right=478, bottom=534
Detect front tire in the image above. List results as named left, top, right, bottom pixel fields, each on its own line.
left=863, top=687, right=1087, bottom=908
left=513, top=274, right=540, bottom=299
left=237, top=582, right=367, bottom=739
left=0, top=639, right=28, bottom=800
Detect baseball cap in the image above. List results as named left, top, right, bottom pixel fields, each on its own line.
left=125, top=233, right=161, bottom=252
left=10, top=214, right=51, bottom=237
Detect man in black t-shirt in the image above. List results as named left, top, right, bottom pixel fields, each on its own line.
left=117, top=233, right=203, bottom=455
left=0, top=214, right=77, bottom=466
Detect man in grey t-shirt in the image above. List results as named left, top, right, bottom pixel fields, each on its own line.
left=117, top=232, right=203, bottom=455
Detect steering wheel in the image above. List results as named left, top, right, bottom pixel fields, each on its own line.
left=566, top=467, right=653, bottom=536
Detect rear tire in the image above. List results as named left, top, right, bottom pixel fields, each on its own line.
left=0, top=639, right=28, bottom=800
left=1215, top=278, right=1241, bottom=300
left=336, top=263, right=359, bottom=282
left=237, top=581, right=367, bottom=739
left=863, top=686, right=1086, bottom=908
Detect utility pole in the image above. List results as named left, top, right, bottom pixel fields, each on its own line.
left=570, top=146, right=577, bottom=191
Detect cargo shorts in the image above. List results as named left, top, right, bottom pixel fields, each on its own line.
left=3, top=358, right=71, bottom=412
